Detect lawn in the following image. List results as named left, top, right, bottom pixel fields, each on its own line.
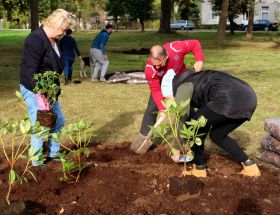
left=0, top=30, right=280, bottom=156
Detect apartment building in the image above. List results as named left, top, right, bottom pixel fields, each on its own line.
left=200, top=0, right=280, bottom=25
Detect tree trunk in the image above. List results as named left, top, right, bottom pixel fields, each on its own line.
left=114, top=17, right=118, bottom=32
left=159, top=0, right=172, bottom=33
left=246, top=0, right=255, bottom=40
left=216, top=0, right=229, bottom=46
left=229, top=16, right=234, bottom=35
left=30, top=0, right=39, bottom=31
left=140, top=19, right=145, bottom=32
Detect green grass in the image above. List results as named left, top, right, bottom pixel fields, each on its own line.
left=0, top=30, right=279, bottom=158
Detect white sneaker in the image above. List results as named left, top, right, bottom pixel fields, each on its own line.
left=91, top=78, right=98, bottom=82
left=100, top=77, right=107, bottom=82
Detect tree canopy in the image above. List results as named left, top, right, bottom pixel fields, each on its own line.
left=125, top=0, right=154, bottom=31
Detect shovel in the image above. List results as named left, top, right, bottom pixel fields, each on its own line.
left=134, top=116, right=165, bottom=154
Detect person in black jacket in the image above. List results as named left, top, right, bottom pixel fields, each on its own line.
left=20, top=9, right=72, bottom=166
left=59, top=28, right=83, bottom=84
left=163, top=70, right=261, bottom=177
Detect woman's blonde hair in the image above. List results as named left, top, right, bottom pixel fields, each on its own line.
left=43, top=9, right=72, bottom=29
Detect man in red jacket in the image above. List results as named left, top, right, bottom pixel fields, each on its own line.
left=130, top=40, right=204, bottom=154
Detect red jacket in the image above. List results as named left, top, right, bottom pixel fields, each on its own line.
left=145, top=40, right=204, bottom=111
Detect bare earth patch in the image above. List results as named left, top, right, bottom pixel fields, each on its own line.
left=0, top=142, right=279, bottom=215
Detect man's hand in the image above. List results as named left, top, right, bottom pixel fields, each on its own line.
left=103, top=54, right=108, bottom=60
left=193, top=61, right=203, bottom=72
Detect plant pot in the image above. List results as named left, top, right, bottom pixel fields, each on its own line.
left=36, top=110, right=57, bottom=127
left=169, top=175, right=204, bottom=201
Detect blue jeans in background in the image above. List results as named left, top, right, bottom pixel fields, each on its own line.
left=20, top=84, right=65, bottom=166
left=63, top=56, right=74, bottom=81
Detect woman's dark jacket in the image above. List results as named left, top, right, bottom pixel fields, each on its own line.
left=20, top=26, right=64, bottom=93
left=174, top=70, right=257, bottom=120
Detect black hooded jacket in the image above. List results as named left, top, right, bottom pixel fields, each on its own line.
left=173, top=70, right=257, bottom=120
left=20, top=26, right=64, bottom=92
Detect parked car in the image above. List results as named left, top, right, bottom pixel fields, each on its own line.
left=226, top=21, right=244, bottom=31
left=242, top=20, right=278, bottom=31
left=170, top=20, right=195, bottom=30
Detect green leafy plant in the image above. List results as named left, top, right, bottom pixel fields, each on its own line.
left=0, top=118, right=49, bottom=205
left=59, top=120, right=93, bottom=183
left=33, top=71, right=60, bottom=108
left=151, top=99, right=207, bottom=176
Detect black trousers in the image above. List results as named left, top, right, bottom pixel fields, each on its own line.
left=191, top=105, right=249, bottom=165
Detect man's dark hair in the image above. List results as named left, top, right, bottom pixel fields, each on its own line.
left=105, top=24, right=113, bottom=29
left=65, top=29, right=72, bottom=35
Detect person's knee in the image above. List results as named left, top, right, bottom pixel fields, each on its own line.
left=209, top=131, right=225, bottom=146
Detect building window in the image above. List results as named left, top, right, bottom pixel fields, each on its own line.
left=210, top=12, right=218, bottom=20
left=261, top=6, right=269, bottom=20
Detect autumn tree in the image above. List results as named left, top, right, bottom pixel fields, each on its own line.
left=105, top=0, right=126, bottom=31
left=210, top=0, right=248, bottom=34
left=125, top=0, right=154, bottom=32
left=178, top=0, right=200, bottom=26
left=0, top=0, right=29, bottom=27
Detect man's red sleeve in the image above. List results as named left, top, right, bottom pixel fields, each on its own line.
left=145, top=65, right=166, bottom=111
left=182, top=40, right=204, bottom=62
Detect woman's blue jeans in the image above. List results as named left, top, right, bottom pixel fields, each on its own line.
left=20, top=84, right=65, bottom=166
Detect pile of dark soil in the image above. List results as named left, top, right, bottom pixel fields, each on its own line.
left=0, top=142, right=279, bottom=215
left=113, top=48, right=149, bottom=55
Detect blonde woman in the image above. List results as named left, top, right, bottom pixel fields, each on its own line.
left=20, top=9, right=72, bottom=166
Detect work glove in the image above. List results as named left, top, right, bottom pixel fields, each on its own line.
left=170, top=148, right=193, bottom=163
left=161, top=69, right=176, bottom=97
left=35, top=92, right=50, bottom=111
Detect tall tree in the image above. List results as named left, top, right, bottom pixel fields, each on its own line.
left=159, top=0, right=172, bottom=33
left=216, top=0, right=229, bottom=46
left=0, top=0, right=29, bottom=26
left=105, top=0, right=126, bottom=31
left=179, top=0, right=200, bottom=26
left=30, top=0, right=39, bottom=31
left=246, top=0, right=255, bottom=40
left=125, top=0, right=154, bottom=32
left=211, top=0, right=248, bottom=34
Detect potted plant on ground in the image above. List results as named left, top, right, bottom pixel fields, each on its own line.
left=33, top=71, right=60, bottom=127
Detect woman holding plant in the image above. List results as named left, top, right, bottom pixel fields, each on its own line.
left=166, top=70, right=261, bottom=178
left=19, top=9, right=72, bottom=166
